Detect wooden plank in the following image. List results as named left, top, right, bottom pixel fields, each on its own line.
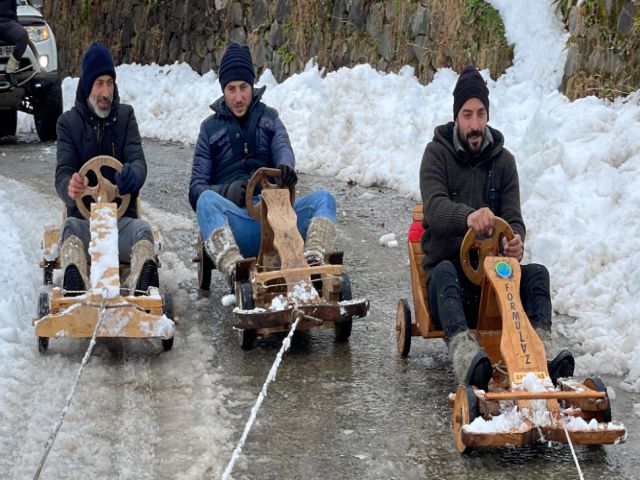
left=256, top=264, right=343, bottom=283
left=483, top=390, right=606, bottom=401
left=461, top=427, right=540, bottom=448
left=42, top=224, right=61, bottom=261
left=412, top=203, right=423, bottom=222
left=262, top=189, right=307, bottom=272
left=484, top=257, right=550, bottom=385
left=408, top=241, right=442, bottom=338
left=89, top=202, right=120, bottom=297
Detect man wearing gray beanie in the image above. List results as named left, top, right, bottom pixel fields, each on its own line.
left=418, top=65, right=574, bottom=391
left=190, top=43, right=337, bottom=291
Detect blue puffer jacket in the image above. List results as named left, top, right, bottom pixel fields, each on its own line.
left=55, top=80, right=146, bottom=219
left=188, top=86, right=295, bottom=211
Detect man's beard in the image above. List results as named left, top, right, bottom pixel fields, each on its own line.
left=88, top=95, right=112, bottom=119
left=460, top=128, right=485, bottom=154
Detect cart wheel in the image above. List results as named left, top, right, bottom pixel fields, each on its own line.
left=198, top=243, right=213, bottom=290
left=335, top=273, right=353, bottom=342
left=161, top=292, right=174, bottom=351
left=453, top=385, right=478, bottom=454
left=583, top=376, right=612, bottom=422
left=37, top=292, right=50, bottom=353
left=237, top=281, right=256, bottom=350
left=396, top=298, right=412, bottom=357
left=43, top=264, right=54, bottom=286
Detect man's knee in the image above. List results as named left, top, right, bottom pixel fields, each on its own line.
left=196, top=189, right=223, bottom=213
left=522, top=263, right=550, bottom=288
left=62, top=218, right=90, bottom=245
left=130, top=220, right=153, bottom=244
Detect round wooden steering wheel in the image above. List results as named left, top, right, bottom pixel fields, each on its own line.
left=459, top=217, right=514, bottom=285
left=245, top=167, right=296, bottom=220
left=76, top=155, right=131, bottom=219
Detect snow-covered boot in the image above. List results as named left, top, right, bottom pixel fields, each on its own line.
left=204, top=225, right=243, bottom=291
left=537, top=328, right=575, bottom=385
left=304, top=217, right=336, bottom=265
left=5, top=54, right=19, bottom=87
left=448, top=330, right=493, bottom=391
left=60, top=235, right=89, bottom=296
left=127, top=239, right=158, bottom=296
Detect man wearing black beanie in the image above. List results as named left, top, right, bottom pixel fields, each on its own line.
left=418, top=65, right=574, bottom=391
left=55, top=42, right=159, bottom=297
left=190, top=43, right=337, bottom=290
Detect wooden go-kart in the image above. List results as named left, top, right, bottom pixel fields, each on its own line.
left=397, top=205, right=626, bottom=452
left=195, top=167, right=369, bottom=349
left=34, top=155, right=176, bottom=352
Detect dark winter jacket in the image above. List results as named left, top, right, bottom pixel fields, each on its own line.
left=188, top=86, right=295, bottom=211
left=419, top=122, right=526, bottom=268
left=55, top=80, right=146, bottom=219
left=0, top=0, right=17, bottom=21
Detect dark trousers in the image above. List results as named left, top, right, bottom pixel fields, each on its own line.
left=0, top=18, right=28, bottom=59
left=427, top=259, right=552, bottom=339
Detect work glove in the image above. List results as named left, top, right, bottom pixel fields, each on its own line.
left=115, top=163, right=140, bottom=195
left=222, top=179, right=247, bottom=207
left=278, top=164, right=297, bottom=188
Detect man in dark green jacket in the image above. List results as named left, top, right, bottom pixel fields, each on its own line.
left=420, top=65, right=574, bottom=391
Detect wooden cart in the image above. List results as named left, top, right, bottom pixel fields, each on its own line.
left=196, top=167, right=369, bottom=349
left=34, top=156, right=176, bottom=352
left=397, top=204, right=626, bottom=452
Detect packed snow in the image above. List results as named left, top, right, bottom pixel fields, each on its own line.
left=2, top=0, right=640, bottom=474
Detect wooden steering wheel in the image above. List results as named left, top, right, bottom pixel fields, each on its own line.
left=76, top=155, right=131, bottom=219
left=245, top=167, right=296, bottom=220
left=460, top=217, right=514, bottom=285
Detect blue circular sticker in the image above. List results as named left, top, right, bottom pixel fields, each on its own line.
left=495, top=260, right=512, bottom=279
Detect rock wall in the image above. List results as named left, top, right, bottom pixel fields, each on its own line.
left=43, top=0, right=513, bottom=84
left=560, top=0, right=639, bottom=99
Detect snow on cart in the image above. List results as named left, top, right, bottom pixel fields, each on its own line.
left=34, top=155, right=176, bottom=352
left=397, top=204, right=626, bottom=453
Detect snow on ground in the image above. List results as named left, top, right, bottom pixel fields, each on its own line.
left=9, top=0, right=640, bottom=400
left=0, top=180, right=234, bottom=477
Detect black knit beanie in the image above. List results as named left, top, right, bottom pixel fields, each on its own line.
left=453, top=65, right=490, bottom=121
left=218, top=43, right=255, bottom=90
left=81, top=42, right=116, bottom=96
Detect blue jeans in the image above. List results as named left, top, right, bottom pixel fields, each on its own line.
left=196, top=189, right=336, bottom=258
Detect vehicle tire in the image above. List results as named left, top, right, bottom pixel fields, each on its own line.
left=33, top=79, right=62, bottom=141
left=161, top=292, right=174, bottom=351
left=37, top=292, right=50, bottom=353
left=0, top=109, right=17, bottom=138
left=43, top=263, right=54, bottom=285
left=583, top=376, right=612, bottom=422
left=453, top=385, right=478, bottom=454
left=198, top=243, right=213, bottom=290
left=335, top=273, right=353, bottom=342
left=396, top=298, right=412, bottom=357
left=237, top=281, right=256, bottom=350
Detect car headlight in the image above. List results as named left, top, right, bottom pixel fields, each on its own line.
left=26, top=25, right=50, bottom=43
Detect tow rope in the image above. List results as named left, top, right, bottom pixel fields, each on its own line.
left=221, top=308, right=303, bottom=480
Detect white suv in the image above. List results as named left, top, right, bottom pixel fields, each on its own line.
left=0, top=0, right=62, bottom=141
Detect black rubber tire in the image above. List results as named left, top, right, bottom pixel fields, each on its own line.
left=198, top=238, right=213, bottom=290
left=237, top=281, right=256, bottom=350
left=0, top=109, right=17, bottom=138
left=37, top=292, right=49, bottom=353
left=453, top=385, right=478, bottom=454
left=33, top=79, right=62, bottom=141
left=161, top=292, right=174, bottom=351
left=335, top=273, right=353, bottom=342
left=396, top=298, right=412, bottom=357
left=584, top=376, right=612, bottom=423
left=43, top=263, right=53, bottom=285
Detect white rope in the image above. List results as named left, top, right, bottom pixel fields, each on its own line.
left=33, top=291, right=108, bottom=480
left=221, top=310, right=302, bottom=480
left=562, top=418, right=584, bottom=480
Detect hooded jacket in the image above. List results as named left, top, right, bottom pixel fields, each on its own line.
left=55, top=79, right=146, bottom=219
left=419, top=122, right=525, bottom=268
left=0, top=0, right=17, bottom=21
left=188, top=85, right=295, bottom=211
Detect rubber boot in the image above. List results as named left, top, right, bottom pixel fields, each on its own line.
left=60, top=235, right=89, bottom=296
left=127, top=239, right=158, bottom=296
left=204, top=225, right=243, bottom=291
left=303, top=217, right=336, bottom=265
left=5, top=54, right=19, bottom=87
left=448, top=330, right=493, bottom=391
left=537, top=328, right=575, bottom=385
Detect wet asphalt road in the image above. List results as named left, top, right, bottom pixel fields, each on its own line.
left=0, top=135, right=638, bottom=479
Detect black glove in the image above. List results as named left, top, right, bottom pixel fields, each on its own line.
left=222, top=179, right=247, bottom=207
left=278, top=164, right=297, bottom=188
left=115, top=163, right=140, bottom=195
